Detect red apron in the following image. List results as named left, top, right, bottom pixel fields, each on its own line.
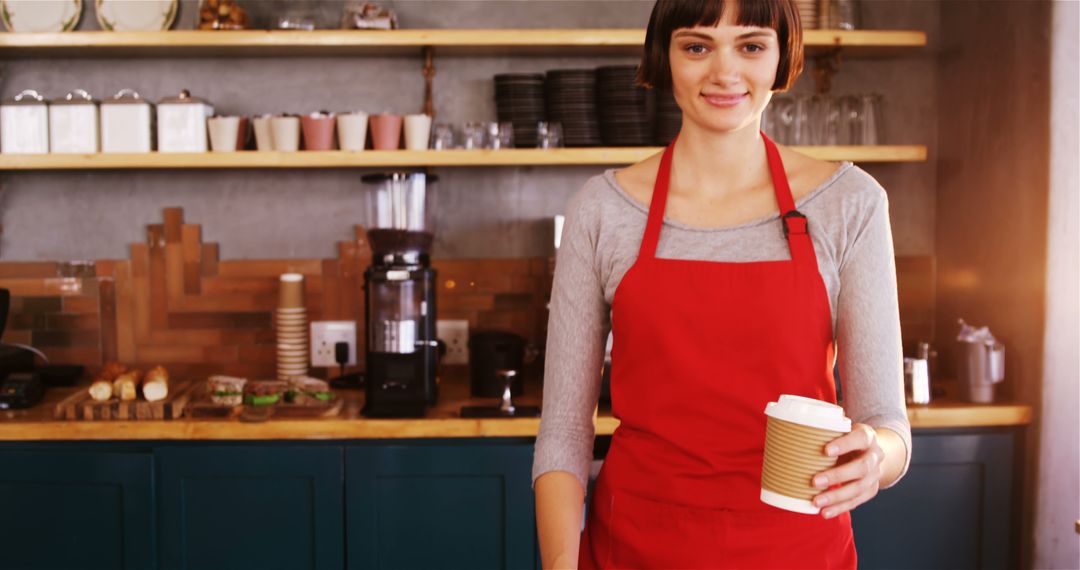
left=579, top=133, right=857, bottom=569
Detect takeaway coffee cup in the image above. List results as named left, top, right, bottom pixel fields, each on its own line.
left=760, top=394, right=852, bottom=514
left=278, top=273, right=305, bottom=309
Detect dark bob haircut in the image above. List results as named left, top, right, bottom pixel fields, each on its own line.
left=636, top=0, right=804, bottom=92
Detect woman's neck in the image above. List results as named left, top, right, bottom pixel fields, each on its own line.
left=669, top=120, right=771, bottom=200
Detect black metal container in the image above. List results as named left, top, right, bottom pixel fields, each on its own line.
left=469, top=331, right=526, bottom=398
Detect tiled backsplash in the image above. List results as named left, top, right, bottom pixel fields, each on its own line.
left=0, top=208, right=552, bottom=379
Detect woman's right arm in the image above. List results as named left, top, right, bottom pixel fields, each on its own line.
left=533, top=181, right=610, bottom=569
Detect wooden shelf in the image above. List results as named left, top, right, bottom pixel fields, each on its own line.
left=0, top=29, right=927, bottom=57
left=0, top=146, right=927, bottom=170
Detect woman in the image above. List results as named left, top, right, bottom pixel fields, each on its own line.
left=533, top=0, right=912, bottom=568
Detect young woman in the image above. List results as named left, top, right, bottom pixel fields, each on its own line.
left=533, top=0, right=912, bottom=568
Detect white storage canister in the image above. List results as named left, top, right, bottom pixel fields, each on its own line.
left=157, top=89, right=213, bottom=152
left=49, top=89, right=100, bottom=153
left=1, top=90, right=50, bottom=154
left=100, top=89, right=153, bottom=153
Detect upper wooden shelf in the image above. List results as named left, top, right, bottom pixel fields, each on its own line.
left=0, top=29, right=927, bottom=57
left=0, top=146, right=927, bottom=170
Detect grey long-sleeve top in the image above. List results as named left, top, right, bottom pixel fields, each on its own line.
left=532, top=163, right=912, bottom=492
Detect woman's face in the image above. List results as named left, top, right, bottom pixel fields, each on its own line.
left=668, top=8, right=781, bottom=135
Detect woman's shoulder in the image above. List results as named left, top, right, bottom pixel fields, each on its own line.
left=780, top=145, right=886, bottom=215
left=570, top=154, right=662, bottom=218
left=611, top=150, right=664, bottom=205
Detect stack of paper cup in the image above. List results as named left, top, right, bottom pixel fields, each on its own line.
left=276, top=273, right=309, bottom=380
left=760, top=394, right=852, bottom=514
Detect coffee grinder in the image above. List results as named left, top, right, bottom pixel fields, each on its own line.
left=360, top=172, right=440, bottom=418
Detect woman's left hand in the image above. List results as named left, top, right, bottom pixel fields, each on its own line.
left=811, top=423, right=885, bottom=519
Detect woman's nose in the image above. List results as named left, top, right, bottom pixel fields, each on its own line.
left=708, top=48, right=741, bottom=84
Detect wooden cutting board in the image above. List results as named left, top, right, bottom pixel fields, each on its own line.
left=185, top=382, right=344, bottom=419
left=53, top=380, right=193, bottom=421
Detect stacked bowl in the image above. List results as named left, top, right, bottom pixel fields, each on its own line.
left=494, top=73, right=546, bottom=148
left=596, top=66, right=652, bottom=146
left=795, top=0, right=819, bottom=29
left=545, top=69, right=601, bottom=147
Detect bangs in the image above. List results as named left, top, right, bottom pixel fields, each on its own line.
left=668, top=0, right=787, bottom=33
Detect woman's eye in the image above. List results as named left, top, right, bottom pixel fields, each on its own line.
left=684, top=43, right=708, bottom=55
left=743, top=43, right=766, bottom=53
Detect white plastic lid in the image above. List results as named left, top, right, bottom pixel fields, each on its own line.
left=280, top=273, right=303, bottom=282
left=764, top=394, right=852, bottom=433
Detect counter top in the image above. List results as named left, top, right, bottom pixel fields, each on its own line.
left=0, top=375, right=1031, bottom=441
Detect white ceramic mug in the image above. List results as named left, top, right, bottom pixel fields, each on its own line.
left=207, top=116, right=241, bottom=152
left=271, top=115, right=301, bottom=152
left=337, top=112, right=369, bottom=151
left=253, top=114, right=275, bottom=151
left=404, top=114, right=433, bottom=150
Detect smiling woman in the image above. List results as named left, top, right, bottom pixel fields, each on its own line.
left=533, top=0, right=912, bottom=568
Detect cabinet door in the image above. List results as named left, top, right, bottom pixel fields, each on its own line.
left=851, top=430, right=1015, bottom=569
left=156, top=446, right=344, bottom=570
left=0, top=450, right=154, bottom=569
left=347, top=443, right=536, bottom=570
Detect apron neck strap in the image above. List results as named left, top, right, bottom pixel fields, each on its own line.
left=639, top=132, right=807, bottom=261
left=638, top=137, right=677, bottom=259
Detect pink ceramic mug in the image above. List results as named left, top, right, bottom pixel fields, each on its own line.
left=369, top=114, right=403, bottom=150
left=301, top=112, right=337, bottom=151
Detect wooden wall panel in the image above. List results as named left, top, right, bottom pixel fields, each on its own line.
left=935, top=2, right=1051, bottom=567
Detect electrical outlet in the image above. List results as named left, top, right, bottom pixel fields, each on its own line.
left=436, top=319, right=469, bottom=365
left=310, top=321, right=358, bottom=368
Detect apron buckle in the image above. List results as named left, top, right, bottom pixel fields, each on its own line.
left=782, top=210, right=808, bottom=240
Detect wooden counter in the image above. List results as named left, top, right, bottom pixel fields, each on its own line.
left=0, top=372, right=1032, bottom=441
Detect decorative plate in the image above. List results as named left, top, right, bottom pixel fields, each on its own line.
left=1, top=0, right=82, bottom=32
left=95, top=0, right=176, bottom=31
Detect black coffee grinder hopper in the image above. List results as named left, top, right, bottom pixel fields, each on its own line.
left=460, top=369, right=540, bottom=418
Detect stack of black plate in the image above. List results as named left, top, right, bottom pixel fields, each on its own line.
left=494, top=73, right=546, bottom=148
left=596, top=66, right=651, bottom=146
left=654, top=86, right=682, bottom=145
left=545, top=69, right=601, bottom=147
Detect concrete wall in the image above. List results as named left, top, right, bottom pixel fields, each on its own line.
left=1034, top=1, right=1079, bottom=567
left=0, top=0, right=937, bottom=261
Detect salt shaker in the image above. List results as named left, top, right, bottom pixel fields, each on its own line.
left=49, top=89, right=100, bottom=153
left=1, top=90, right=50, bottom=154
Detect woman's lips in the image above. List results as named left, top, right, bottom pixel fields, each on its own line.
left=701, top=92, right=748, bottom=108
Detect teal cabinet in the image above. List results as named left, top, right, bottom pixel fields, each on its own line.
left=851, top=429, right=1017, bottom=569
left=0, top=450, right=154, bottom=569
left=156, top=446, right=345, bottom=570
left=0, top=428, right=1020, bottom=570
left=346, top=443, right=537, bottom=570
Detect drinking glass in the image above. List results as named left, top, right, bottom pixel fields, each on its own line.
left=536, top=121, right=563, bottom=149
left=791, top=94, right=813, bottom=146
left=770, top=96, right=794, bottom=145
left=484, top=121, right=515, bottom=149
left=833, top=0, right=859, bottom=30
left=430, top=123, right=456, bottom=150
left=462, top=122, right=486, bottom=150
left=858, top=94, right=883, bottom=145
left=809, top=95, right=840, bottom=146
left=838, top=95, right=861, bottom=145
